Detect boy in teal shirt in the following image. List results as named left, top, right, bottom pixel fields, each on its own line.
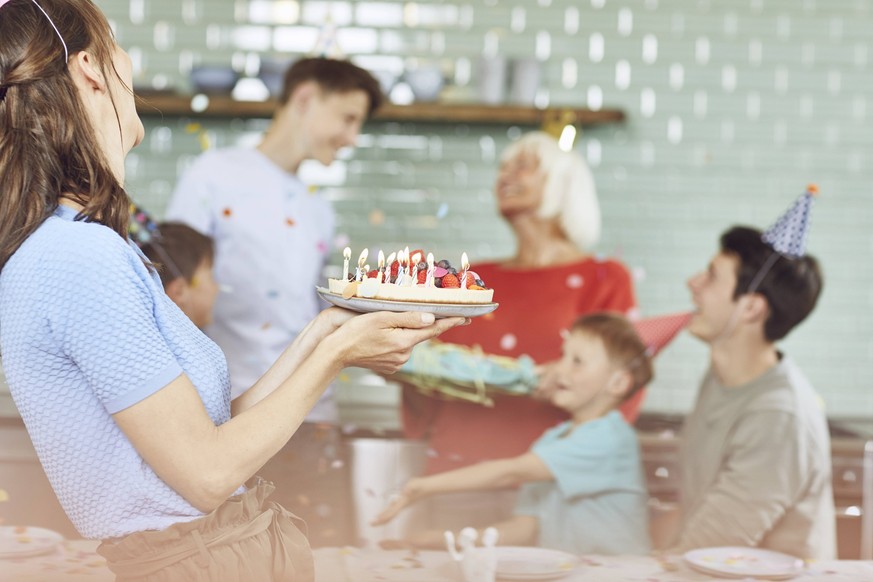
left=374, top=312, right=652, bottom=555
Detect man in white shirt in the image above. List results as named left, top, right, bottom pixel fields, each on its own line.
left=670, top=189, right=836, bottom=559
left=166, top=58, right=382, bottom=546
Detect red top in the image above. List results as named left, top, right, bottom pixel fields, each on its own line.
left=401, top=257, right=641, bottom=475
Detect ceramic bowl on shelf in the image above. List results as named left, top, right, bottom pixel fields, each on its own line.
left=402, top=66, right=444, bottom=102
left=189, top=65, right=239, bottom=95
left=257, top=57, right=296, bottom=99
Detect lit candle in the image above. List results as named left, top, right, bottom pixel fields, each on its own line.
left=363, top=264, right=370, bottom=279
left=343, top=247, right=351, bottom=281
left=461, top=252, right=470, bottom=289
left=426, top=252, right=435, bottom=287
left=404, top=246, right=410, bottom=278
left=396, top=249, right=406, bottom=285
left=410, top=251, right=422, bottom=280
left=377, top=250, right=385, bottom=283
left=386, top=251, right=396, bottom=276
left=356, top=248, right=368, bottom=282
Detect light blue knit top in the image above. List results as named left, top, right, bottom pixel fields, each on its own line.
left=0, top=205, right=238, bottom=539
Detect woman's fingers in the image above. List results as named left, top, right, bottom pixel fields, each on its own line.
left=332, top=311, right=467, bottom=370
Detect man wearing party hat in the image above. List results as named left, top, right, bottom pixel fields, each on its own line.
left=669, top=186, right=835, bottom=559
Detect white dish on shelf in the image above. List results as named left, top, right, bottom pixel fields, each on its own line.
left=0, top=526, right=64, bottom=559
left=316, top=287, right=498, bottom=319
left=683, top=546, right=804, bottom=580
left=486, top=546, right=580, bottom=580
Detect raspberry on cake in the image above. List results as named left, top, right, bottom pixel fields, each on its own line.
left=328, top=248, right=494, bottom=304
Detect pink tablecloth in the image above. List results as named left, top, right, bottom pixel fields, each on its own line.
left=311, top=547, right=873, bottom=582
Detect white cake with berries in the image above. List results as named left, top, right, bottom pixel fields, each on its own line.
left=327, top=278, right=494, bottom=304
left=327, top=250, right=494, bottom=304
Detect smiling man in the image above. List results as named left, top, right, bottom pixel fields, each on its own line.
left=669, top=188, right=836, bottom=559
left=166, top=57, right=382, bottom=546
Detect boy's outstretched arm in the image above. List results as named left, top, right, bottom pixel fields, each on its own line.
left=373, top=452, right=553, bottom=525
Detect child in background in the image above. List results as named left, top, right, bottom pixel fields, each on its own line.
left=374, top=312, right=653, bottom=556
left=140, top=222, right=219, bottom=329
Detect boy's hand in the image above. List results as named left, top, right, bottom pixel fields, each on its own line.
left=371, top=478, right=426, bottom=525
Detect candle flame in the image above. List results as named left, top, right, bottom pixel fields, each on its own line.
left=461, top=252, right=469, bottom=271
left=377, top=249, right=385, bottom=268
left=343, top=247, right=351, bottom=259
left=358, top=248, right=368, bottom=267
left=386, top=251, right=396, bottom=265
left=427, top=252, right=434, bottom=265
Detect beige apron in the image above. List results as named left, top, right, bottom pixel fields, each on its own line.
left=97, top=480, right=313, bottom=581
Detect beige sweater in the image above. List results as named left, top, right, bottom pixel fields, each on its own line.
left=675, top=355, right=836, bottom=559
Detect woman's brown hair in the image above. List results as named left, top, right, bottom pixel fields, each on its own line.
left=0, top=0, right=131, bottom=272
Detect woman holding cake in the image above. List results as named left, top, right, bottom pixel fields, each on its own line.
left=401, top=131, right=640, bottom=534
left=0, top=1, right=465, bottom=579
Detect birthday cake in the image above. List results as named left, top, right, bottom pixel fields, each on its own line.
left=327, top=248, right=494, bottom=305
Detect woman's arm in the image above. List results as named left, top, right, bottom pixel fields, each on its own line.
left=373, top=452, right=552, bottom=525
left=230, top=307, right=354, bottom=415
left=113, top=310, right=465, bottom=512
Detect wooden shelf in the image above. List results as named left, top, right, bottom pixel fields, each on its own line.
left=135, top=94, right=625, bottom=126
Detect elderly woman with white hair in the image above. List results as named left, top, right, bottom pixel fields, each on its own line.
left=400, top=131, right=640, bottom=535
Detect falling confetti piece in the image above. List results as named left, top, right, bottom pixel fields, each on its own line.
left=261, top=322, right=272, bottom=330
left=266, top=290, right=279, bottom=299
left=222, top=207, right=232, bottom=218
left=632, top=266, right=647, bottom=282
left=334, top=233, right=350, bottom=249
left=435, top=202, right=449, bottom=219
left=0, top=489, right=8, bottom=502
left=499, top=333, right=517, bottom=351
left=316, top=240, right=328, bottom=254
left=286, top=217, right=296, bottom=227
left=368, top=209, right=385, bottom=226
left=565, top=274, right=584, bottom=289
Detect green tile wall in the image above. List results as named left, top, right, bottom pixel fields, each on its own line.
left=102, top=0, right=873, bottom=417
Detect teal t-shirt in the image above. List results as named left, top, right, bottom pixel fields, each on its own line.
left=514, top=410, right=651, bottom=555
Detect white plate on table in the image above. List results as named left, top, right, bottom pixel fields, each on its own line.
left=317, top=287, right=498, bottom=319
left=489, top=546, right=579, bottom=580
left=683, top=547, right=804, bottom=580
left=0, top=526, right=64, bottom=559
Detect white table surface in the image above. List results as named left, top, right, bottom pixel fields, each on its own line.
left=311, top=547, right=873, bottom=582
left=3, top=541, right=873, bottom=581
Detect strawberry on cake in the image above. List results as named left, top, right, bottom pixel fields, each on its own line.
left=327, top=248, right=494, bottom=304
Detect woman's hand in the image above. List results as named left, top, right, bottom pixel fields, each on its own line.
left=329, top=311, right=467, bottom=375
left=371, top=478, right=428, bottom=525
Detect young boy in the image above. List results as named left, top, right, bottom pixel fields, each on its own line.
left=670, top=189, right=835, bottom=559
left=374, top=312, right=653, bottom=555
left=140, top=222, right=218, bottom=330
